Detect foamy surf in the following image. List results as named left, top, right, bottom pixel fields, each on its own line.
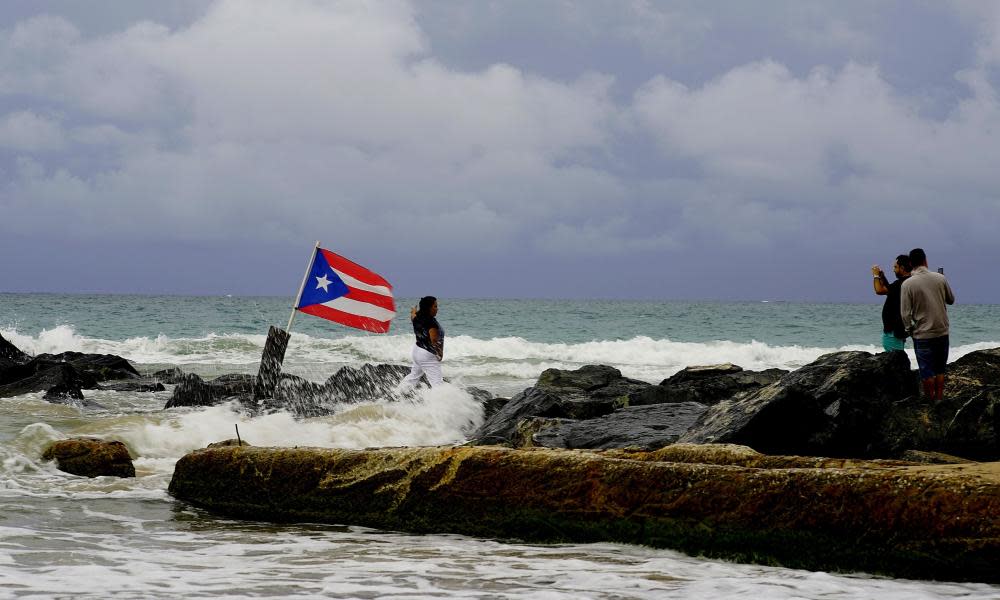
left=4, top=326, right=997, bottom=392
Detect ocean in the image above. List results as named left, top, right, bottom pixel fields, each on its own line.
left=2, top=293, right=999, bottom=599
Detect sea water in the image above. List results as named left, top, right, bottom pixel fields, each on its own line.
left=1, top=293, right=999, bottom=599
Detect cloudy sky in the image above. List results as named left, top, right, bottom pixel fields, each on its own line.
left=2, top=1, right=999, bottom=302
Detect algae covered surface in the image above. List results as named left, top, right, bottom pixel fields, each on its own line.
left=169, top=443, right=1000, bottom=583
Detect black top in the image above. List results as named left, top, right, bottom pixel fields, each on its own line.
left=412, top=314, right=444, bottom=355
left=882, top=276, right=909, bottom=339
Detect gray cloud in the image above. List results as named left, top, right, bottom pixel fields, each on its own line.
left=1, top=0, right=999, bottom=301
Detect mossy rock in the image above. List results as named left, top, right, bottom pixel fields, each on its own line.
left=42, top=437, right=135, bottom=478
left=169, top=443, right=1000, bottom=582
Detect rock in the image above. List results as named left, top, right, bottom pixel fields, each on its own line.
left=207, top=438, right=252, bottom=448
left=679, top=351, right=917, bottom=458
left=898, top=450, right=974, bottom=464
left=42, top=437, right=135, bottom=478
left=152, top=367, right=187, bottom=384
left=163, top=373, right=255, bottom=409
left=35, top=351, right=139, bottom=381
left=481, top=396, right=509, bottom=421
left=99, top=379, right=166, bottom=393
left=252, top=325, right=291, bottom=399
left=0, top=361, right=99, bottom=400
left=669, top=363, right=745, bottom=381
left=265, top=364, right=420, bottom=417
left=326, top=363, right=412, bottom=401
left=471, top=365, right=651, bottom=445
left=931, top=349, right=1000, bottom=459
left=464, top=387, right=499, bottom=419
left=268, top=376, right=338, bottom=417
left=517, top=402, right=709, bottom=450
left=877, top=348, right=1000, bottom=460
left=168, top=443, right=1000, bottom=583
left=0, top=332, right=30, bottom=364
left=42, top=382, right=85, bottom=402
left=630, top=366, right=787, bottom=406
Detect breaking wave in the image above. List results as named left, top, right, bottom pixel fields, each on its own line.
left=4, top=325, right=998, bottom=390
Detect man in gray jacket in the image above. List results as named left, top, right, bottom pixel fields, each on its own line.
left=901, top=248, right=955, bottom=401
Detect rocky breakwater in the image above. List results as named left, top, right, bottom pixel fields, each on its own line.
left=471, top=363, right=785, bottom=451
left=0, top=333, right=161, bottom=407
left=473, top=349, right=1000, bottom=461
left=169, top=442, right=1000, bottom=582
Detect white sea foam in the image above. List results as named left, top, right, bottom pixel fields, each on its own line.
left=5, top=326, right=997, bottom=387
left=117, top=385, right=482, bottom=465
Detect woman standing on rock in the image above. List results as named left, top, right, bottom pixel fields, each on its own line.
left=401, top=296, right=444, bottom=388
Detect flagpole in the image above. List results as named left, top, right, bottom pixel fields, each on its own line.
left=287, top=240, right=320, bottom=332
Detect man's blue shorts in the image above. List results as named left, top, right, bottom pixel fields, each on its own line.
left=882, top=331, right=905, bottom=352
left=913, top=335, right=949, bottom=380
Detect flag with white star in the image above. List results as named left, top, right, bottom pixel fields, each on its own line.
left=295, top=247, right=396, bottom=333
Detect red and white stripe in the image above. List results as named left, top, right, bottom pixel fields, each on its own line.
left=298, top=248, right=396, bottom=333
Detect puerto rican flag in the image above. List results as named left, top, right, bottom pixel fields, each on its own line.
left=296, top=248, right=396, bottom=333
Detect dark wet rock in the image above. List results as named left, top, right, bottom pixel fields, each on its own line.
left=152, top=367, right=187, bottom=384
left=99, top=379, right=166, bottom=393
left=680, top=351, right=917, bottom=458
left=268, top=377, right=338, bottom=417
left=326, top=363, right=412, bottom=401
left=253, top=325, right=291, bottom=400
left=42, top=437, right=135, bottom=478
left=0, top=332, right=30, bottom=365
left=265, top=364, right=421, bottom=417
left=481, top=396, right=510, bottom=421
left=164, top=374, right=214, bottom=409
left=164, top=373, right=255, bottom=409
left=668, top=363, right=745, bottom=381
left=516, top=401, right=709, bottom=450
left=35, top=351, right=139, bottom=381
left=464, top=387, right=500, bottom=419
left=0, top=361, right=100, bottom=399
left=630, top=365, right=788, bottom=407
left=471, top=365, right=651, bottom=446
left=878, top=348, right=1000, bottom=460
left=42, top=382, right=85, bottom=402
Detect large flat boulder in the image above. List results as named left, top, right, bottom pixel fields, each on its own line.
left=169, top=443, right=1000, bottom=583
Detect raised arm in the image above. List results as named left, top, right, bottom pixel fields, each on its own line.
left=872, top=265, right=889, bottom=295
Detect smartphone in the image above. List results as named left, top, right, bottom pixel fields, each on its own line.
left=937, top=267, right=944, bottom=274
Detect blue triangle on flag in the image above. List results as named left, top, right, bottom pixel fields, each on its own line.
left=298, top=250, right=349, bottom=308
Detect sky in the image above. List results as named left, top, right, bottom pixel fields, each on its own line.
left=2, top=0, right=999, bottom=302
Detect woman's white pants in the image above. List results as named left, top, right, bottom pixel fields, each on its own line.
left=402, top=345, right=443, bottom=387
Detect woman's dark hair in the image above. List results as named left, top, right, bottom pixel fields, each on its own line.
left=416, top=296, right=437, bottom=318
